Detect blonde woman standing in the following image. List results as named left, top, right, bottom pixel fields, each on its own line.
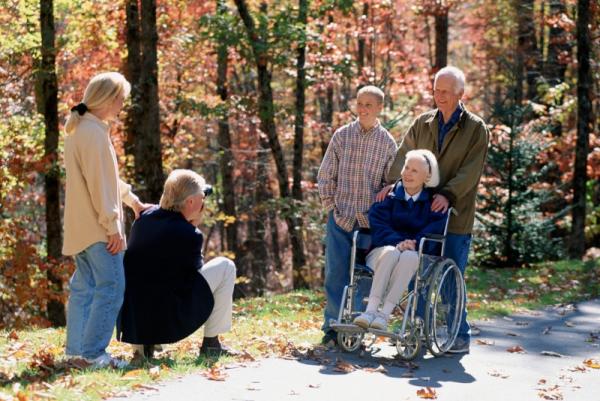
left=63, top=72, right=150, bottom=368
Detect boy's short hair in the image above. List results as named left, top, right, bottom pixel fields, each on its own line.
left=357, top=85, right=385, bottom=105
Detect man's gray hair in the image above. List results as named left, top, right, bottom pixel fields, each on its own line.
left=434, top=66, right=466, bottom=95
left=160, top=169, right=207, bottom=212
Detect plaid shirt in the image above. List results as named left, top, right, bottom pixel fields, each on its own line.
left=318, top=119, right=398, bottom=232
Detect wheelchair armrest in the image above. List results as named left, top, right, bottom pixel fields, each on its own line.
left=423, top=234, right=445, bottom=241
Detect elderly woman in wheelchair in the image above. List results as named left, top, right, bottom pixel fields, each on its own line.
left=330, top=149, right=465, bottom=360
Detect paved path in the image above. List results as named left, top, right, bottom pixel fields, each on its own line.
left=109, top=299, right=600, bottom=401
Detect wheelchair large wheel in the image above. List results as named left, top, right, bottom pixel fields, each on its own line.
left=337, top=331, right=364, bottom=353
left=424, top=258, right=465, bottom=356
left=395, top=323, right=421, bottom=361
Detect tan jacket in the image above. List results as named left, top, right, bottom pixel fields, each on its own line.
left=388, top=106, right=489, bottom=234
left=62, top=113, right=139, bottom=256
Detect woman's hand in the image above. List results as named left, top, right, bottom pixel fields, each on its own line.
left=396, top=239, right=416, bottom=251
left=106, top=233, right=124, bottom=254
left=131, top=200, right=153, bottom=219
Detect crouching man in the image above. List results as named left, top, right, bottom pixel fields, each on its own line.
left=117, top=169, right=237, bottom=358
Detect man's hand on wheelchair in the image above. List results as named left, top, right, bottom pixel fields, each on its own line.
left=375, top=184, right=394, bottom=202
left=396, top=239, right=416, bottom=251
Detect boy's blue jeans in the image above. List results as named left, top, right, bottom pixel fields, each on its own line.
left=322, top=212, right=367, bottom=333
left=65, top=242, right=125, bottom=359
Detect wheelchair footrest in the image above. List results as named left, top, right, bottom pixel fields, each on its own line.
left=368, top=328, right=399, bottom=341
left=330, top=323, right=365, bottom=334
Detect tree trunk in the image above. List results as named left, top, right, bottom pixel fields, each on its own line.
left=39, top=0, right=65, bottom=326
left=545, top=0, right=571, bottom=137
left=515, top=0, right=541, bottom=101
left=137, top=0, right=164, bottom=202
left=216, top=0, right=239, bottom=258
left=234, top=0, right=306, bottom=286
left=545, top=0, right=571, bottom=85
left=357, top=2, right=368, bottom=80
left=126, top=0, right=164, bottom=203
left=125, top=0, right=142, bottom=157
left=570, top=0, right=592, bottom=258
left=434, top=9, right=448, bottom=71
left=291, top=0, right=308, bottom=288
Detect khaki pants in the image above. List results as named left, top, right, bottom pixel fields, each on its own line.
left=365, top=246, right=419, bottom=316
left=200, top=256, right=236, bottom=337
left=132, top=256, right=236, bottom=354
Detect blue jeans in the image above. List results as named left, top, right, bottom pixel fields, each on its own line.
left=66, top=242, right=125, bottom=359
left=444, top=233, right=472, bottom=342
left=322, top=212, right=366, bottom=333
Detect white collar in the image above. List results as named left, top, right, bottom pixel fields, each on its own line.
left=404, top=190, right=421, bottom=202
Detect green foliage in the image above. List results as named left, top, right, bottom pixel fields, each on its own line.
left=474, top=104, right=566, bottom=266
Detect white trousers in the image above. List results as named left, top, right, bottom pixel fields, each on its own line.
left=365, top=246, right=419, bottom=316
left=199, top=256, right=236, bottom=337
left=132, top=256, right=236, bottom=354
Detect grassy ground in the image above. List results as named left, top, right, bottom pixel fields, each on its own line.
left=0, top=259, right=598, bottom=400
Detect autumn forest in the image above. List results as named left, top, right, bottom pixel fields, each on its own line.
left=1, top=0, right=599, bottom=329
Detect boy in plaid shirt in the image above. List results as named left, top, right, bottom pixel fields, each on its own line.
left=317, top=86, right=397, bottom=346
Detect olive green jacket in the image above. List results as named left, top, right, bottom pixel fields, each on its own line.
left=387, top=105, right=489, bottom=234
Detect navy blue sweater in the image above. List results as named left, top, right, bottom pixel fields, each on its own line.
left=369, top=184, right=447, bottom=252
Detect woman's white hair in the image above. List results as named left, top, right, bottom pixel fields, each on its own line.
left=434, top=66, right=465, bottom=94
left=404, top=149, right=440, bottom=188
left=160, top=169, right=207, bottom=212
left=64, top=71, right=131, bottom=134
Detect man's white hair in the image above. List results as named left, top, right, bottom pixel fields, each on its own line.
left=434, top=66, right=466, bottom=95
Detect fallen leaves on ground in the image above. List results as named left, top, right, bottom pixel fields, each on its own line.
left=202, top=365, right=228, bottom=381
left=476, top=339, right=495, bottom=346
left=583, top=358, right=600, bottom=369
left=363, top=364, right=387, bottom=374
left=507, top=345, right=526, bottom=353
left=122, top=369, right=145, bottom=379
left=537, top=383, right=563, bottom=400
left=416, top=387, right=438, bottom=399
left=488, top=370, right=509, bottom=379
left=148, top=365, right=161, bottom=380
left=333, top=358, right=356, bottom=373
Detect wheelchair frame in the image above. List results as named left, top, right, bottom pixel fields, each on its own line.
left=330, top=208, right=466, bottom=360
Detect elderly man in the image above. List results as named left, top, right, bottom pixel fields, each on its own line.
left=380, top=66, right=489, bottom=353
left=117, top=169, right=236, bottom=358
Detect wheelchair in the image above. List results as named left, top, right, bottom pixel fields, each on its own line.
left=329, top=208, right=465, bottom=361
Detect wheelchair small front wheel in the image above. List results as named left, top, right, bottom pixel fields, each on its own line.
left=337, top=331, right=364, bottom=353
left=395, top=326, right=421, bottom=361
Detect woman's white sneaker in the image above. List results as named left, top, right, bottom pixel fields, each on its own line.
left=370, top=312, right=389, bottom=331
left=84, top=353, right=128, bottom=369
left=353, top=312, right=376, bottom=328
